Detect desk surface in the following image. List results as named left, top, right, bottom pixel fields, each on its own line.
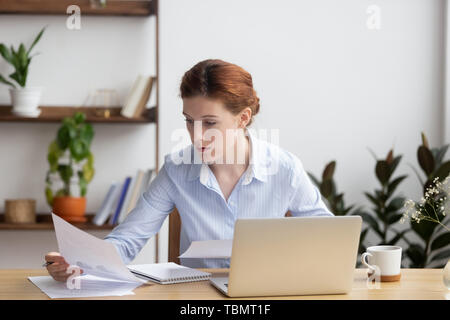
left=0, top=268, right=448, bottom=300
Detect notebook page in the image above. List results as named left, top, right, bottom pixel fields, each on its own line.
left=127, top=263, right=211, bottom=282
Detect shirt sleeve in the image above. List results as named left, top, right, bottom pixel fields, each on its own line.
left=103, top=163, right=175, bottom=264
left=287, top=156, right=334, bottom=217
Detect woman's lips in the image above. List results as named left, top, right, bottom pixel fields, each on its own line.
left=197, top=146, right=211, bottom=153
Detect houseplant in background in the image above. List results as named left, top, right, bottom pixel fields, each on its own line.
left=308, top=161, right=368, bottom=263
left=356, top=149, right=409, bottom=263
left=45, top=112, right=95, bottom=222
left=402, top=132, right=449, bottom=269
left=0, top=26, right=45, bottom=117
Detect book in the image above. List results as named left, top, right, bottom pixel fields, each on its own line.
left=121, top=75, right=154, bottom=118
left=127, top=262, right=211, bottom=284
left=120, top=75, right=143, bottom=118
left=117, top=173, right=137, bottom=224
left=109, top=176, right=131, bottom=226
left=125, top=169, right=145, bottom=215
left=92, top=182, right=120, bottom=226
left=132, top=76, right=155, bottom=118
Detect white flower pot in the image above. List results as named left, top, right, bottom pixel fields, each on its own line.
left=9, top=87, right=43, bottom=117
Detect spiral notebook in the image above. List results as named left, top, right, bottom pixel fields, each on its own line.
left=127, top=262, right=212, bottom=284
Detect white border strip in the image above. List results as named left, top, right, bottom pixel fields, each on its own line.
left=445, top=0, right=450, bottom=143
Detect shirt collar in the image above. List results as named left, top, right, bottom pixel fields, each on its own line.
left=186, top=128, right=268, bottom=184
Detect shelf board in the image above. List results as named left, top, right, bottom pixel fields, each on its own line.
left=0, top=0, right=155, bottom=16
left=0, top=105, right=156, bottom=123
left=0, top=213, right=114, bottom=230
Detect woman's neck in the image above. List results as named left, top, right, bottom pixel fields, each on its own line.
left=209, top=130, right=250, bottom=178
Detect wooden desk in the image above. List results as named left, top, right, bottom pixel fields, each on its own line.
left=0, top=268, right=448, bottom=300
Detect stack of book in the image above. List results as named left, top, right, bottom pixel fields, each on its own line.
left=92, top=168, right=156, bottom=226
left=120, top=75, right=156, bottom=118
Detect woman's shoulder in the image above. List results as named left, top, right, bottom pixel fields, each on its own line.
left=257, top=138, right=303, bottom=174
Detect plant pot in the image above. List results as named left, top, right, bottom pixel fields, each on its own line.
left=9, top=87, right=42, bottom=117
left=52, top=196, right=87, bottom=223
left=4, top=199, right=36, bottom=223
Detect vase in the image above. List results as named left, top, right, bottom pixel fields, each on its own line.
left=444, top=259, right=450, bottom=289
left=9, top=87, right=42, bottom=117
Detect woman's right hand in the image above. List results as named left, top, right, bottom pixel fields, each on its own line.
left=44, top=252, right=83, bottom=282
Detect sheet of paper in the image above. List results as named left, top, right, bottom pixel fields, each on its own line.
left=178, top=239, right=232, bottom=259
left=28, top=274, right=139, bottom=299
left=52, top=212, right=147, bottom=284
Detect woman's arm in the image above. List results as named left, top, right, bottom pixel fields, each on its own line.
left=103, top=163, right=175, bottom=264
left=287, top=156, right=334, bottom=217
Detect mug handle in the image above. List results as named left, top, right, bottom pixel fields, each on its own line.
left=361, top=252, right=376, bottom=273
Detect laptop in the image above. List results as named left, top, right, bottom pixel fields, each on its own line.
left=209, top=215, right=362, bottom=297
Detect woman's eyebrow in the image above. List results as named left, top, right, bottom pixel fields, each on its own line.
left=182, top=112, right=218, bottom=118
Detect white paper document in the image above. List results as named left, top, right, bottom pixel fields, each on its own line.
left=178, top=239, right=233, bottom=259
left=28, top=213, right=148, bottom=299
left=28, top=274, right=139, bottom=299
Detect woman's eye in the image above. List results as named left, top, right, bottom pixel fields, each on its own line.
left=204, top=121, right=216, bottom=126
left=184, top=119, right=194, bottom=125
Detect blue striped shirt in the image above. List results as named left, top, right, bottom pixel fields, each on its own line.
left=104, top=129, right=334, bottom=268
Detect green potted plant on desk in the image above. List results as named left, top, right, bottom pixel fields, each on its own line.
left=45, top=112, right=95, bottom=222
left=0, top=27, right=46, bottom=117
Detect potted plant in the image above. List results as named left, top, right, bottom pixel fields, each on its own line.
left=45, top=112, right=95, bottom=222
left=0, top=27, right=45, bottom=117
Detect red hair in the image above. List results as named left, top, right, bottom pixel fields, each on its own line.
left=179, top=59, right=260, bottom=126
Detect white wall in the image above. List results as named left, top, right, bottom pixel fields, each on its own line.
left=0, top=0, right=446, bottom=268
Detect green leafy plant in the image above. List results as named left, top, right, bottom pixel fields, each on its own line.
left=402, top=133, right=450, bottom=268
left=358, top=149, right=408, bottom=248
left=308, top=161, right=368, bottom=258
left=0, top=27, right=45, bottom=88
left=45, top=112, right=95, bottom=206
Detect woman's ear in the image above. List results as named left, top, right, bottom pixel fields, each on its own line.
left=239, top=107, right=252, bottom=128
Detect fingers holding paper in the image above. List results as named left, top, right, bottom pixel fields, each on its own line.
left=44, top=251, right=83, bottom=282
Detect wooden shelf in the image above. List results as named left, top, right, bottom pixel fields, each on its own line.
left=0, top=213, right=114, bottom=230
left=0, top=0, right=155, bottom=16
left=0, top=105, right=156, bottom=123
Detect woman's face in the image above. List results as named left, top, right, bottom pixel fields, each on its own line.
left=182, top=96, right=249, bottom=164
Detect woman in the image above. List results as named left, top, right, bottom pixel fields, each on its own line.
left=44, top=59, right=333, bottom=282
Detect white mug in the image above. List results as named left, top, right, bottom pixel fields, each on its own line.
left=361, top=245, right=402, bottom=282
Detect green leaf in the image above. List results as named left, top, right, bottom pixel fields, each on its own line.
left=376, top=160, right=390, bottom=185
left=320, top=179, right=333, bottom=198
left=45, top=186, right=53, bottom=207
left=433, top=144, right=449, bottom=168
left=78, top=171, right=87, bottom=197
left=386, top=197, right=405, bottom=213
left=388, top=155, right=402, bottom=178
left=27, top=26, right=46, bottom=56
left=411, top=217, right=438, bottom=242
left=430, top=248, right=450, bottom=262
left=74, top=112, right=86, bottom=124
left=364, top=192, right=379, bottom=207
left=322, top=161, right=336, bottom=181
left=358, top=212, right=383, bottom=238
left=58, top=164, right=73, bottom=185
left=18, top=43, right=27, bottom=68
left=431, top=232, right=450, bottom=251
left=433, top=160, right=450, bottom=182
left=406, top=243, right=426, bottom=267
left=387, top=212, right=403, bottom=224
left=57, top=125, right=75, bottom=150
left=0, top=44, right=13, bottom=65
left=417, top=146, right=435, bottom=176
left=387, top=175, right=407, bottom=197
left=79, top=123, right=94, bottom=144
left=0, top=73, right=16, bottom=88
left=70, top=139, right=89, bottom=162
left=387, top=230, right=409, bottom=245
